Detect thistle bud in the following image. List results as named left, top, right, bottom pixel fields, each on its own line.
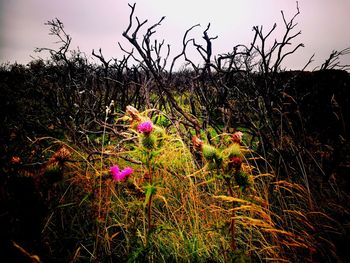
left=228, top=143, right=241, bottom=159
left=228, top=156, right=243, bottom=171
left=192, top=135, right=203, bottom=150
left=126, top=105, right=141, bottom=122
left=202, top=144, right=218, bottom=161
left=232, top=131, right=243, bottom=145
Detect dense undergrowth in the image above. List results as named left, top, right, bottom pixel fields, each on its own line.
left=1, top=98, right=349, bottom=262
left=1, top=3, right=350, bottom=262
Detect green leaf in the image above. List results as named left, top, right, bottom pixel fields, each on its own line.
left=143, top=183, right=157, bottom=207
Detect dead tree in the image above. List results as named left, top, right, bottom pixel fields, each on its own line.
left=252, top=2, right=304, bottom=75
left=320, top=48, right=350, bottom=71
left=35, top=18, right=72, bottom=75
left=192, top=23, right=218, bottom=75
left=121, top=3, right=200, bottom=134
left=92, top=48, right=112, bottom=106
left=169, top=24, right=200, bottom=79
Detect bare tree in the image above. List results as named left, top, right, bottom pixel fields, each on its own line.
left=121, top=3, right=201, bottom=134
left=35, top=19, right=72, bottom=69
left=320, top=48, right=350, bottom=71
left=251, top=2, right=304, bottom=74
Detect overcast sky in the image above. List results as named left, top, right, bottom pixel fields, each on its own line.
left=1, top=0, right=349, bottom=70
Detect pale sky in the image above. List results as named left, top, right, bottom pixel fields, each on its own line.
left=1, top=0, right=350, bottom=71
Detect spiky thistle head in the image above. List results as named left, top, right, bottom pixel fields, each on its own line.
left=111, top=165, right=133, bottom=181
left=232, top=131, right=243, bottom=145
left=228, top=156, right=243, bottom=171
left=137, top=120, right=154, bottom=135
left=227, top=143, right=241, bottom=158
left=202, top=144, right=218, bottom=161
left=153, top=125, right=166, bottom=148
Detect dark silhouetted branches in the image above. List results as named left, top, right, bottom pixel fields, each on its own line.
left=251, top=2, right=304, bottom=74
left=273, top=2, right=304, bottom=73
left=169, top=24, right=200, bottom=77
left=122, top=3, right=201, bottom=134
left=122, top=3, right=167, bottom=78
left=321, top=47, right=350, bottom=71
left=192, top=23, right=218, bottom=73
left=35, top=18, right=72, bottom=68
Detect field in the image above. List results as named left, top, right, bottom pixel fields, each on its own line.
left=1, top=5, right=350, bottom=263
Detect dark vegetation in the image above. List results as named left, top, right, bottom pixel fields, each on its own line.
left=1, top=3, right=350, bottom=262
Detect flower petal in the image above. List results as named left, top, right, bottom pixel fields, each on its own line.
left=137, top=121, right=154, bottom=134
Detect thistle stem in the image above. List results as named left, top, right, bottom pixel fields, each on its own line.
left=146, top=153, right=153, bottom=238
left=147, top=193, right=153, bottom=234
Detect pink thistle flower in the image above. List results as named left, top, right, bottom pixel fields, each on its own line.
left=119, top=167, right=134, bottom=179
left=110, top=165, right=120, bottom=177
left=137, top=120, right=154, bottom=134
left=110, top=165, right=133, bottom=181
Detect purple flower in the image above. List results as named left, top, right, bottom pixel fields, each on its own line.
left=110, top=165, right=120, bottom=176
left=137, top=121, right=153, bottom=134
left=119, top=167, right=133, bottom=178
left=110, top=165, right=133, bottom=181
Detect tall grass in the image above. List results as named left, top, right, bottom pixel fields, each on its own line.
left=38, top=107, right=339, bottom=262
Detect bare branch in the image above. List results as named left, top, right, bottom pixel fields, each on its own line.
left=92, top=48, right=111, bottom=72
left=302, top=53, right=315, bottom=71
left=273, top=2, right=303, bottom=72
left=192, top=23, right=218, bottom=72
left=169, top=24, right=200, bottom=75
left=35, top=18, right=72, bottom=60
left=321, top=47, right=350, bottom=71
left=249, top=2, right=304, bottom=74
